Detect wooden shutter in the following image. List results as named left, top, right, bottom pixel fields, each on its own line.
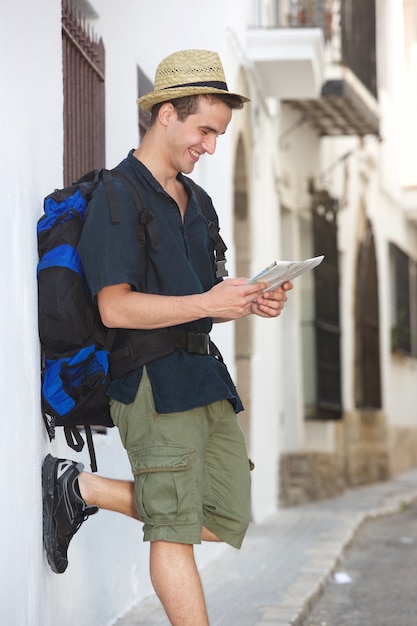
left=391, top=243, right=411, bottom=354
left=311, top=186, right=342, bottom=419
left=356, top=223, right=381, bottom=407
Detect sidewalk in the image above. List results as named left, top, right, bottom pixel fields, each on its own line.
left=114, top=468, right=417, bottom=626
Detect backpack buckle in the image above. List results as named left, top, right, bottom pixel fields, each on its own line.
left=216, top=259, right=228, bottom=278
left=185, top=332, right=210, bottom=355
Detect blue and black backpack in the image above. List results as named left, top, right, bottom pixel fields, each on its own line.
left=37, top=169, right=228, bottom=471
left=37, top=168, right=150, bottom=471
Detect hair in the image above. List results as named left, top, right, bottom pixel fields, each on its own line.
left=149, top=93, right=244, bottom=125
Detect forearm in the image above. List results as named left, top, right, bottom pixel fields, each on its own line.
left=98, top=279, right=272, bottom=331
left=98, top=285, right=209, bottom=330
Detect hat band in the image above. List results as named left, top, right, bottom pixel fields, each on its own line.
left=162, top=80, right=229, bottom=91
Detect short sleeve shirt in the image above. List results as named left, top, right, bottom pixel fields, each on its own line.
left=78, top=150, right=243, bottom=414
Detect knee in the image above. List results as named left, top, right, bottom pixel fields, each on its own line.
left=150, top=541, right=195, bottom=580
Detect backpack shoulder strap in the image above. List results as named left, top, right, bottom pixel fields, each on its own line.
left=110, top=168, right=158, bottom=292
left=101, top=168, right=121, bottom=224
left=186, top=177, right=229, bottom=278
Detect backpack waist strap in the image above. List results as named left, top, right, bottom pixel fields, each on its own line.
left=108, top=329, right=222, bottom=379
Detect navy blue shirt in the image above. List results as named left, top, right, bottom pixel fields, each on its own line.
left=78, top=150, right=243, bottom=413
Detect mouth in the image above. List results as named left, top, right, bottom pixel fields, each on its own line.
left=189, top=148, right=201, bottom=162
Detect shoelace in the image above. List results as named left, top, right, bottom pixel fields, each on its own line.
left=66, top=504, right=99, bottom=542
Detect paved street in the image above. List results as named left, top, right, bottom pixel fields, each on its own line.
left=303, top=501, right=417, bottom=626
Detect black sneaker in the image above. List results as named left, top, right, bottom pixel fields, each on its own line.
left=42, top=454, right=98, bottom=574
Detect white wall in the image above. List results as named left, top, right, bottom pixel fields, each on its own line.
left=0, top=1, right=63, bottom=624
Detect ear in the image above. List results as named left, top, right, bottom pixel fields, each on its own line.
left=158, top=102, right=176, bottom=127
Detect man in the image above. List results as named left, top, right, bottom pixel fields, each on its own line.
left=42, top=49, right=292, bottom=625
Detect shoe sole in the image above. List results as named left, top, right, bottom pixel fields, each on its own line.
left=42, top=454, right=67, bottom=574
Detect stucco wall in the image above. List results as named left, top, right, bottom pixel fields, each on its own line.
left=1, top=1, right=63, bottom=623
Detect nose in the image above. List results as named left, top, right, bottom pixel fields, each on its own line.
left=202, top=135, right=217, bottom=155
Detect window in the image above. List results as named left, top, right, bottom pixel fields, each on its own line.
left=308, top=182, right=342, bottom=420
left=62, top=0, right=105, bottom=185
left=390, top=243, right=417, bottom=357
left=355, top=221, right=381, bottom=408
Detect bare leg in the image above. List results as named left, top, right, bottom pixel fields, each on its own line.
left=77, top=473, right=225, bottom=536
left=150, top=541, right=210, bottom=626
left=78, top=472, right=139, bottom=519
left=78, top=472, right=221, bottom=624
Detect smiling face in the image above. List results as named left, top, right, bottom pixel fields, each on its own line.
left=164, top=96, right=233, bottom=174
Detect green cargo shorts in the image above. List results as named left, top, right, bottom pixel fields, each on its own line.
left=110, top=367, right=251, bottom=548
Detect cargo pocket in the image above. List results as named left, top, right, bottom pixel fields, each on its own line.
left=129, top=445, right=197, bottom=526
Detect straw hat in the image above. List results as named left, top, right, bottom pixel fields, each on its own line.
left=137, top=49, right=250, bottom=112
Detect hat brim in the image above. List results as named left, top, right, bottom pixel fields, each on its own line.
left=137, top=85, right=250, bottom=112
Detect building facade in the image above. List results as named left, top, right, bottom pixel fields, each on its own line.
left=1, top=0, right=416, bottom=624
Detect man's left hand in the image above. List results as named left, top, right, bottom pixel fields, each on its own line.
left=250, top=281, right=293, bottom=318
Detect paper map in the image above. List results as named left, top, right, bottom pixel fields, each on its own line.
left=248, top=255, right=324, bottom=292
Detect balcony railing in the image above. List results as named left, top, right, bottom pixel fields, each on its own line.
left=251, top=0, right=377, bottom=99
left=252, top=0, right=335, bottom=39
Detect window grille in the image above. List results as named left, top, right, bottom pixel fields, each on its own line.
left=62, top=0, right=105, bottom=186
left=341, top=0, right=377, bottom=98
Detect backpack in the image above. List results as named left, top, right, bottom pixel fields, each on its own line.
left=38, top=169, right=148, bottom=470
left=37, top=169, right=228, bottom=472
